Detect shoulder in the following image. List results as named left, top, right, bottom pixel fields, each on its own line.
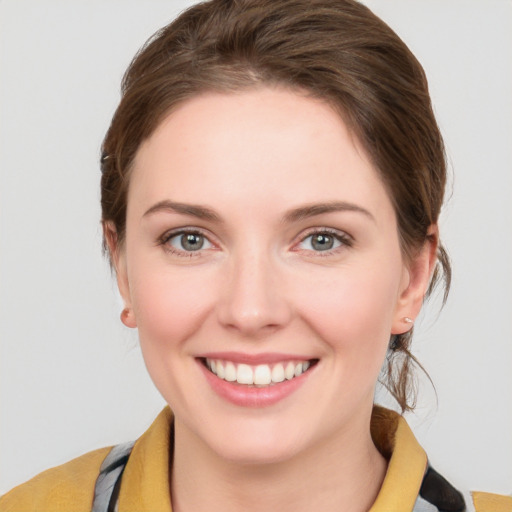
left=471, top=491, right=512, bottom=512
left=371, top=407, right=511, bottom=512
left=0, top=446, right=111, bottom=512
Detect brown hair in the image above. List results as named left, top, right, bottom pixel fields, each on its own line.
left=100, top=0, right=451, bottom=412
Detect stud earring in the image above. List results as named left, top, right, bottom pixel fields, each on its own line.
left=403, top=316, right=414, bottom=324
left=120, top=307, right=137, bottom=328
left=120, top=307, right=131, bottom=325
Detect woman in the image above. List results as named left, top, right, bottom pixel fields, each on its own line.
left=0, top=1, right=509, bottom=511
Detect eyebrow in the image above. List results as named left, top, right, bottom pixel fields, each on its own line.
left=143, top=199, right=374, bottom=224
left=283, top=201, right=375, bottom=223
left=143, top=200, right=222, bottom=222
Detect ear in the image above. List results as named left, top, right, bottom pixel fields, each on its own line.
left=391, top=225, right=439, bottom=335
left=103, top=221, right=137, bottom=328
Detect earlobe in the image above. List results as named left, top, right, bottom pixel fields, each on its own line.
left=391, top=225, right=439, bottom=334
left=103, top=221, right=137, bottom=329
left=120, top=307, right=137, bottom=328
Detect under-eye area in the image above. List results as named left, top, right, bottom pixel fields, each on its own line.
left=199, top=358, right=319, bottom=387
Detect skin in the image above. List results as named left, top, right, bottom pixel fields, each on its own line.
left=108, top=87, right=437, bottom=512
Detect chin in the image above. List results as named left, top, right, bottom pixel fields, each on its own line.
left=196, top=414, right=313, bottom=466
left=213, top=436, right=304, bottom=466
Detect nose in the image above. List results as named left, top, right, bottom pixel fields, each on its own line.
left=216, top=248, right=293, bottom=338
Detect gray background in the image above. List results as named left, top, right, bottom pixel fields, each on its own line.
left=1, top=0, right=511, bottom=495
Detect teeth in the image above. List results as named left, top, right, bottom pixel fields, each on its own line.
left=237, top=364, right=254, bottom=385
left=225, top=362, right=236, bottom=382
left=216, top=361, right=225, bottom=379
left=285, top=362, right=295, bottom=380
left=254, top=365, right=272, bottom=385
left=271, top=363, right=285, bottom=383
left=206, top=358, right=313, bottom=387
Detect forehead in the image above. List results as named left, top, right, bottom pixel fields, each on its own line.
left=129, top=87, right=392, bottom=221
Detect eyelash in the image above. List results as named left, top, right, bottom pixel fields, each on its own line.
left=158, top=228, right=214, bottom=258
left=157, top=227, right=353, bottom=257
left=294, top=228, right=353, bottom=256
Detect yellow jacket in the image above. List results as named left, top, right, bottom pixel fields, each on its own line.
left=1, top=407, right=510, bottom=512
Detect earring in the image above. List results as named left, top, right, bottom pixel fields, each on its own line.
left=403, top=316, right=414, bottom=324
left=120, top=307, right=131, bottom=326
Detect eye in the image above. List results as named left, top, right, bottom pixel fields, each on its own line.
left=165, top=231, right=213, bottom=253
left=297, top=230, right=349, bottom=252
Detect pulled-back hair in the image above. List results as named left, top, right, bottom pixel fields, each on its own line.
left=101, top=0, right=451, bottom=412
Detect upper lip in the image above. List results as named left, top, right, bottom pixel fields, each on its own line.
left=196, top=351, right=317, bottom=365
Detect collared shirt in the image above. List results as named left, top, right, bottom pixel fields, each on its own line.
left=1, top=407, right=510, bottom=512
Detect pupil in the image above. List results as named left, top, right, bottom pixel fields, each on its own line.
left=312, top=234, right=333, bottom=251
left=182, top=233, right=203, bottom=251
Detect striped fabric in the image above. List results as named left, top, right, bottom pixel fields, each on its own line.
left=92, top=441, right=135, bottom=512
left=413, top=465, right=466, bottom=512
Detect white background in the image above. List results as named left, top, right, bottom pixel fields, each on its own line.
left=1, top=0, right=511, bottom=496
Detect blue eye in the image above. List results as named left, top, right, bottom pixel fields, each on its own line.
left=167, top=232, right=213, bottom=252
left=299, top=231, right=345, bottom=252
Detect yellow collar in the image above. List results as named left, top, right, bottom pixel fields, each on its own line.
left=369, top=406, right=427, bottom=511
left=118, top=406, right=427, bottom=512
left=119, top=407, right=173, bottom=511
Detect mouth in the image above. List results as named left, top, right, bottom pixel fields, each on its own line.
left=199, top=357, right=318, bottom=387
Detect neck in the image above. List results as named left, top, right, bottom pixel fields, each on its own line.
left=170, top=408, right=387, bottom=512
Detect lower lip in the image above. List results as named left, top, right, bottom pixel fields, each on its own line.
left=197, top=360, right=314, bottom=408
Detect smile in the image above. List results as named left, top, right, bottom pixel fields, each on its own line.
left=197, top=355, right=318, bottom=407
left=203, top=358, right=316, bottom=387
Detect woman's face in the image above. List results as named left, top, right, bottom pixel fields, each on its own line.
left=115, top=87, right=428, bottom=464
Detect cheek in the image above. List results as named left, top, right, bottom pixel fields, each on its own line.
left=129, top=262, right=216, bottom=351
left=127, top=261, right=219, bottom=411
left=295, top=260, right=401, bottom=363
